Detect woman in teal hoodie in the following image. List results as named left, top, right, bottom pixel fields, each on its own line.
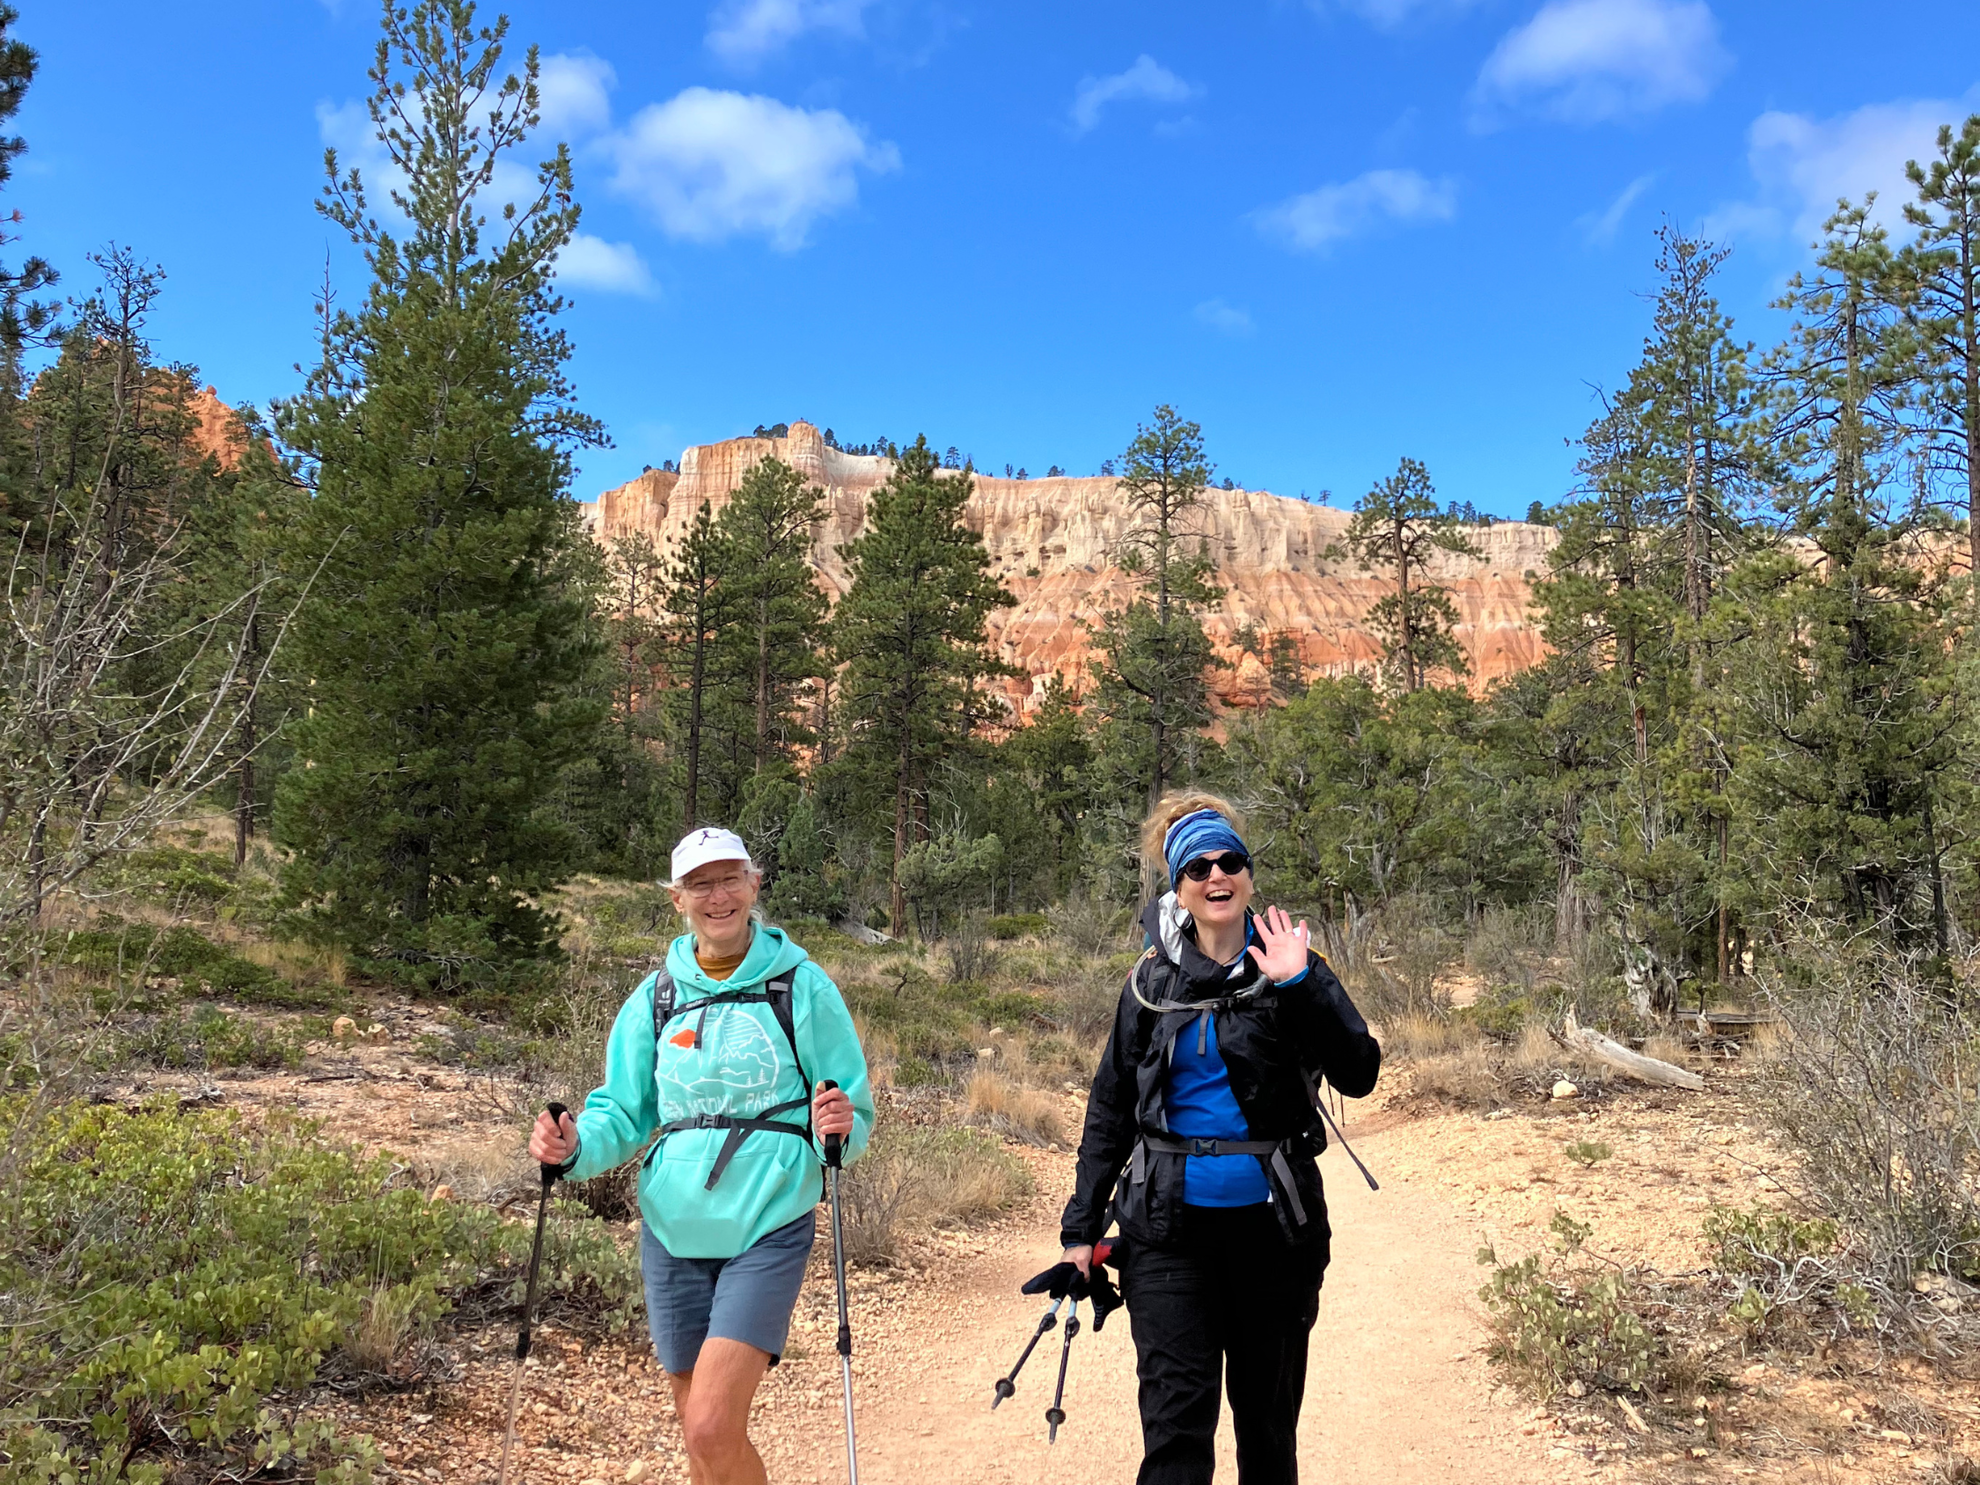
left=530, top=827, right=874, bottom=1485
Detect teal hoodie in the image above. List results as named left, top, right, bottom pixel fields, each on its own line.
left=564, top=923, right=874, bottom=1259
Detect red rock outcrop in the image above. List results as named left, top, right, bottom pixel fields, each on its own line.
left=583, top=420, right=1555, bottom=718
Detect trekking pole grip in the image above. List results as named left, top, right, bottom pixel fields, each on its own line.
left=541, top=1101, right=569, bottom=1188
left=819, top=1080, right=843, bottom=1169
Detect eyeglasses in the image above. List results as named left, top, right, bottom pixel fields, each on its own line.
left=1179, top=852, right=1251, bottom=883
left=681, top=871, right=751, bottom=899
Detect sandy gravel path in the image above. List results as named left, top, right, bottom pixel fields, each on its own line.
left=764, top=1121, right=1594, bottom=1485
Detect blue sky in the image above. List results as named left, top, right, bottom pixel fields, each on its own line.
left=13, top=0, right=1980, bottom=515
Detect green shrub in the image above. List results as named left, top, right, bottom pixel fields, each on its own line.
left=61, top=920, right=347, bottom=1011
left=93, top=845, right=238, bottom=904
left=1704, top=1202, right=1839, bottom=1277
left=119, top=1005, right=307, bottom=1070
left=985, top=913, right=1050, bottom=940
left=1704, top=1202, right=1843, bottom=1335
left=1461, top=982, right=1542, bottom=1041
left=1477, top=1213, right=1659, bottom=1396
left=1564, top=1139, right=1613, bottom=1167
left=0, top=1100, right=639, bottom=1484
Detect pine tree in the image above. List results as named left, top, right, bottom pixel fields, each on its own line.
left=604, top=531, right=665, bottom=736
left=833, top=437, right=1013, bottom=934
left=657, top=501, right=725, bottom=833
left=274, top=2, right=606, bottom=980
left=709, top=455, right=826, bottom=777
left=1087, top=405, right=1220, bottom=807
left=1736, top=201, right=1957, bottom=947
left=1903, top=115, right=1980, bottom=588
left=1333, top=457, right=1480, bottom=693
left=0, top=2, right=54, bottom=531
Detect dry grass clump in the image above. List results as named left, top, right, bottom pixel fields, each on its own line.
left=233, top=936, right=348, bottom=987
left=1411, top=1042, right=1507, bottom=1110
left=965, top=1069, right=1063, bottom=1146
left=1386, top=1012, right=1473, bottom=1060
left=839, top=1124, right=1032, bottom=1265
left=337, top=1281, right=425, bottom=1381
left=410, top=1131, right=535, bottom=1206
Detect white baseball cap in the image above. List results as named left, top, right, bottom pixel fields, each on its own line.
left=671, top=826, right=753, bottom=884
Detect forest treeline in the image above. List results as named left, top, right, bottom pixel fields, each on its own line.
left=7, top=0, right=1980, bottom=1021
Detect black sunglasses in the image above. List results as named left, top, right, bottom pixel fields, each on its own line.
left=1179, top=851, right=1251, bottom=882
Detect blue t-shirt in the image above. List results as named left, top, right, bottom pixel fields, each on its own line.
left=1165, top=1010, right=1272, bottom=1207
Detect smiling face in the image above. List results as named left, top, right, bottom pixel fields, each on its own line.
left=670, top=859, right=761, bottom=960
left=1174, top=853, right=1253, bottom=935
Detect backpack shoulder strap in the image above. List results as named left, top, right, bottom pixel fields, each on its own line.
left=649, top=967, right=678, bottom=1045
left=765, top=970, right=812, bottom=1114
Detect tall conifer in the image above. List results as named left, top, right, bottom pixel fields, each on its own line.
left=833, top=437, right=1012, bottom=933
left=274, top=1, right=605, bottom=979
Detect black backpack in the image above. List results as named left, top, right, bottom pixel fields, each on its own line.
left=648, top=967, right=815, bottom=1190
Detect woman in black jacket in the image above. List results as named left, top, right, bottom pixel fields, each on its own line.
left=1059, top=792, right=1381, bottom=1485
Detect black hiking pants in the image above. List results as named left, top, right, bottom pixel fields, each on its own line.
left=1121, top=1202, right=1324, bottom=1485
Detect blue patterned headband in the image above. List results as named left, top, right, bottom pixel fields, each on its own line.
left=1162, top=809, right=1249, bottom=885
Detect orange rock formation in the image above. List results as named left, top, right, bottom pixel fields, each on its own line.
left=584, top=420, right=1555, bottom=717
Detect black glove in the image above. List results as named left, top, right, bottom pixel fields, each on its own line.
left=1086, top=1270, right=1124, bottom=1331
left=1020, top=1261, right=1090, bottom=1301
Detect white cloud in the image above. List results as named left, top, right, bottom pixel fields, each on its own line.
left=318, top=50, right=619, bottom=213
left=537, top=54, right=616, bottom=139
left=1710, top=91, right=1980, bottom=245
left=1578, top=172, right=1655, bottom=244
left=605, top=88, right=899, bottom=250
left=706, top=0, right=870, bottom=66
left=1473, top=0, right=1729, bottom=126
left=555, top=233, right=655, bottom=295
left=1254, top=168, right=1456, bottom=253
left=1070, top=56, right=1198, bottom=135
left=1194, top=298, right=1254, bottom=336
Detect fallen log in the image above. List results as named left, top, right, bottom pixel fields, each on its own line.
left=1564, top=1009, right=1705, bottom=1091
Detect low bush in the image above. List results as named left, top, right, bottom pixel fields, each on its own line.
left=1477, top=1213, right=1659, bottom=1397
left=1047, top=891, right=1130, bottom=959
left=1461, top=981, right=1548, bottom=1041
left=986, top=913, right=1050, bottom=940
left=839, top=970, right=1050, bottom=1079
left=92, top=845, right=238, bottom=905
left=1760, top=937, right=1980, bottom=1286
left=118, top=1004, right=307, bottom=1071
left=838, top=1124, right=1032, bottom=1264
left=1702, top=1201, right=1857, bottom=1335
left=0, top=1099, right=640, bottom=1484
left=61, top=919, right=348, bottom=1012
left=1564, top=1139, right=1612, bottom=1167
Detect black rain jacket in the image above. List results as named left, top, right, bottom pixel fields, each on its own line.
left=1059, top=899, right=1381, bottom=1258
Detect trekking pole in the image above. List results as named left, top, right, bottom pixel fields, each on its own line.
left=819, top=1080, right=860, bottom=1485
left=499, top=1101, right=568, bottom=1485
left=1043, top=1295, right=1080, bottom=1443
left=990, top=1296, right=1062, bottom=1408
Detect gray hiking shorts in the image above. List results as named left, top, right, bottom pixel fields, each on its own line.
left=639, top=1211, right=816, bottom=1374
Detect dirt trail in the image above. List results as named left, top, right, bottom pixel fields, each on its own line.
left=773, top=1122, right=1594, bottom=1485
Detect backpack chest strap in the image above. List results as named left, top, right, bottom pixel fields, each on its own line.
left=661, top=1095, right=814, bottom=1189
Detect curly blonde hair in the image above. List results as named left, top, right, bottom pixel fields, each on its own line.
left=1139, top=790, right=1247, bottom=871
